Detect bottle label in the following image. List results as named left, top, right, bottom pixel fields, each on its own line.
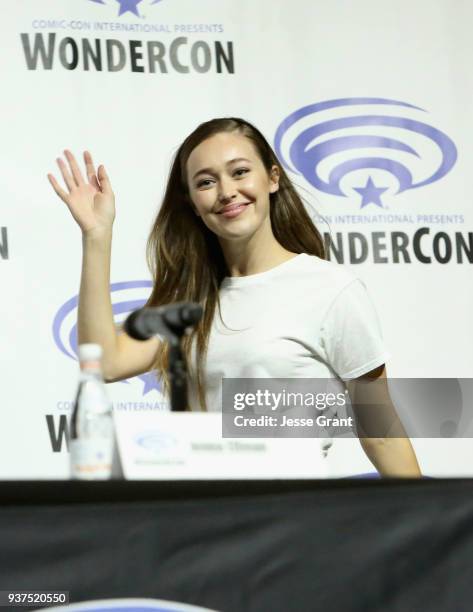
left=70, top=438, right=113, bottom=480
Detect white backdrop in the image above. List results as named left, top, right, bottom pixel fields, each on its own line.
left=1, top=0, right=472, bottom=478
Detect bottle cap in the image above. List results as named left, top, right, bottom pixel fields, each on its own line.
left=78, top=343, right=103, bottom=362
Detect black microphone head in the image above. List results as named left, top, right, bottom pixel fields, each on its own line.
left=181, top=303, right=203, bottom=326
left=123, top=308, right=150, bottom=341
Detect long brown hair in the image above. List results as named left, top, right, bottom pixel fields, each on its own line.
left=146, top=117, right=325, bottom=410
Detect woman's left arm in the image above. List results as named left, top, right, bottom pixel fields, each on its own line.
left=345, top=365, right=422, bottom=477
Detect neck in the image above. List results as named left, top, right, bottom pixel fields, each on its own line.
left=219, top=219, right=298, bottom=277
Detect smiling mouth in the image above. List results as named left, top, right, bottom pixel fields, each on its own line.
left=216, top=202, right=252, bottom=214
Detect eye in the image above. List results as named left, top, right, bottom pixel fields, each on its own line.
left=234, top=168, right=249, bottom=177
left=196, top=178, right=213, bottom=188
left=195, top=168, right=249, bottom=189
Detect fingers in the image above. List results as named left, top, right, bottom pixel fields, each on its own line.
left=55, top=157, right=76, bottom=192
left=47, top=173, right=69, bottom=203
left=50, top=150, right=111, bottom=195
left=64, top=149, right=85, bottom=186
left=97, top=164, right=112, bottom=194
left=84, top=150, right=100, bottom=190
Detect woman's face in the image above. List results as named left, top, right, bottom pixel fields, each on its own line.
left=185, top=131, right=279, bottom=242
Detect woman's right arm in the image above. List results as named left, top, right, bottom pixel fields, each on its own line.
left=48, top=150, right=160, bottom=383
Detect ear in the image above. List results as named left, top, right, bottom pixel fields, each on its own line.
left=269, top=165, right=280, bottom=194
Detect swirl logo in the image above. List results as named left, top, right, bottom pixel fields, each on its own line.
left=43, top=597, right=219, bottom=611
left=274, top=97, right=458, bottom=209
left=52, top=280, right=161, bottom=395
left=88, top=0, right=164, bottom=18
left=134, top=430, right=178, bottom=453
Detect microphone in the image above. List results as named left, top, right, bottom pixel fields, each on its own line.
left=123, top=302, right=203, bottom=341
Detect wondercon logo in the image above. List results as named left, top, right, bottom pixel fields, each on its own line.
left=44, top=598, right=218, bottom=611
left=274, top=97, right=458, bottom=209
left=52, top=280, right=161, bottom=395
left=88, top=0, right=164, bottom=18
left=135, top=430, right=179, bottom=453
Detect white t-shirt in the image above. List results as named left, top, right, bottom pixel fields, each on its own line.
left=188, top=253, right=389, bottom=412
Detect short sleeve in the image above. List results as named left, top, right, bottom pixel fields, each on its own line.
left=320, top=278, right=389, bottom=380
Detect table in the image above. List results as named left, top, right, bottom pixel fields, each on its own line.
left=1, top=479, right=473, bottom=611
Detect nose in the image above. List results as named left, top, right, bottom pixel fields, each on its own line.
left=217, top=176, right=238, bottom=203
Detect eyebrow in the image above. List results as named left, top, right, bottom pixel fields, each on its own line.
left=192, top=158, right=252, bottom=181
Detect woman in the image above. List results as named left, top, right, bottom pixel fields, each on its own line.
left=48, top=117, right=421, bottom=477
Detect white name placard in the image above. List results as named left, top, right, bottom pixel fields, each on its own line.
left=113, top=412, right=330, bottom=480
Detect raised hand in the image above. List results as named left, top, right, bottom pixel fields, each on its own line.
left=48, top=150, right=116, bottom=236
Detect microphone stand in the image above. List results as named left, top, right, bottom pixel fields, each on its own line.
left=165, top=327, right=189, bottom=412
left=124, top=302, right=202, bottom=412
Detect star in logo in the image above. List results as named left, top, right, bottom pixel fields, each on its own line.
left=88, top=0, right=164, bottom=17
left=116, top=0, right=143, bottom=17
left=353, top=176, right=388, bottom=209
left=140, top=371, right=161, bottom=395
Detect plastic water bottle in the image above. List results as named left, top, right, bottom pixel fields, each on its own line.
left=70, top=343, right=114, bottom=480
